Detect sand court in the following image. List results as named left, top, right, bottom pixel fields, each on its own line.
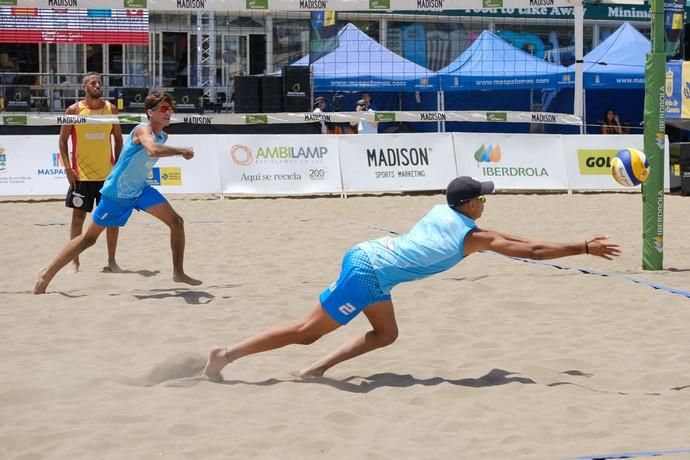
left=1, top=193, right=690, bottom=459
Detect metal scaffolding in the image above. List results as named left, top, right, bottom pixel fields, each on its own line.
left=196, top=11, right=216, bottom=100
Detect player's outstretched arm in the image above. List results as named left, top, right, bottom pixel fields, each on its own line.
left=135, top=125, right=194, bottom=159
left=464, top=229, right=621, bottom=261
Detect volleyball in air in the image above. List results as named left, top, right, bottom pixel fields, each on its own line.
left=611, top=148, right=650, bottom=187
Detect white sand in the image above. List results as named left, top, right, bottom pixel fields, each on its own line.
left=1, top=193, right=690, bottom=459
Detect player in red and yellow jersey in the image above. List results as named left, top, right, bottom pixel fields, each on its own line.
left=59, top=72, right=123, bottom=273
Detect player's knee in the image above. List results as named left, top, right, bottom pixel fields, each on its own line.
left=295, top=324, right=322, bottom=345
left=376, top=328, right=398, bottom=347
left=81, top=233, right=98, bottom=248
left=170, top=214, right=184, bottom=229
left=297, top=330, right=322, bottom=345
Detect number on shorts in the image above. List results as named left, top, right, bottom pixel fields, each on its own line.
left=338, top=303, right=356, bottom=316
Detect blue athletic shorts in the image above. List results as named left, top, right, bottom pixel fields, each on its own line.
left=92, top=186, right=167, bottom=227
left=320, top=246, right=391, bottom=325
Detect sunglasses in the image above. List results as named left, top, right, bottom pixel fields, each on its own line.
left=455, top=195, right=486, bottom=206
left=152, top=105, right=173, bottom=113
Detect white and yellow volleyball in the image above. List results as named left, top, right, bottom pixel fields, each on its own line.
left=611, top=148, right=650, bottom=187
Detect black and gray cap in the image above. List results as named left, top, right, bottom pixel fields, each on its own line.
left=446, top=176, right=494, bottom=208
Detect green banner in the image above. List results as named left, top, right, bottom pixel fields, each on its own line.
left=642, top=0, right=665, bottom=270
left=403, top=4, right=655, bottom=21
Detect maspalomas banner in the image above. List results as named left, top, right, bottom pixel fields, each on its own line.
left=453, top=133, right=568, bottom=189
left=0, top=136, right=69, bottom=195
left=338, top=133, right=457, bottom=193
left=217, top=134, right=341, bottom=195
left=0, top=135, right=221, bottom=196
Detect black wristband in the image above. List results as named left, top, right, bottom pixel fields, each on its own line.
left=585, top=240, right=589, bottom=255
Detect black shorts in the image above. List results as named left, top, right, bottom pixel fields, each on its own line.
left=65, top=180, right=105, bottom=212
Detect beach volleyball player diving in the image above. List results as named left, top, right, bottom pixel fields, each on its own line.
left=34, top=91, right=201, bottom=294
left=202, top=176, right=621, bottom=380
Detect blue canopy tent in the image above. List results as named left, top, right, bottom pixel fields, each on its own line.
left=568, top=22, right=649, bottom=89
left=436, top=30, right=571, bottom=133
left=559, top=22, right=649, bottom=133
left=291, top=23, right=438, bottom=132
left=437, top=30, right=571, bottom=91
left=291, top=23, right=438, bottom=93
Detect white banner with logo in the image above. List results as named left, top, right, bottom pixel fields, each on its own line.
left=0, top=136, right=70, bottom=196
left=217, top=134, right=341, bottom=195
left=0, top=134, right=221, bottom=196
left=338, top=133, right=457, bottom=193
left=562, top=135, right=670, bottom=191
left=0, top=133, right=672, bottom=197
left=453, top=133, right=569, bottom=190
left=148, top=135, right=221, bottom=194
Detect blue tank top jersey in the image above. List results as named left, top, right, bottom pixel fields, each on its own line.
left=358, top=204, right=477, bottom=294
left=100, top=123, right=167, bottom=200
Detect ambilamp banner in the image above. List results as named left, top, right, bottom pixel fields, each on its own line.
left=218, top=134, right=341, bottom=195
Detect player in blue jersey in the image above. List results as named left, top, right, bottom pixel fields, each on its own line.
left=34, top=91, right=201, bottom=294
left=202, top=176, right=621, bottom=381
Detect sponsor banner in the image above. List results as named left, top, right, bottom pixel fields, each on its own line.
left=339, top=133, right=457, bottom=193
left=9, top=0, right=578, bottom=10
left=172, top=88, right=204, bottom=114
left=665, top=61, right=682, bottom=119
left=0, top=134, right=220, bottom=196
left=682, top=61, right=690, bottom=119
left=453, top=133, right=568, bottom=190
left=2, top=86, right=31, bottom=112
left=0, top=111, right=582, bottom=126
left=0, top=136, right=72, bottom=196
left=561, top=134, right=670, bottom=190
left=148, top=134, right=221, bottom=194
left=217, top=134, right=341, bottom=195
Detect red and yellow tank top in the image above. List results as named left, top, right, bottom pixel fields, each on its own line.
left=70, top=100, right=115, bottom=181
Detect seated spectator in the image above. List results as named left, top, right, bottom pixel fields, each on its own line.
left=601, top=108, right=623, bottom=134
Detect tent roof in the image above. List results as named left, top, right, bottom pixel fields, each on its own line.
left=437, top=30, right=570, bottom=90
left=568, top=22, right=649, bottom=88
left=291, top=23, right=437, bottom=92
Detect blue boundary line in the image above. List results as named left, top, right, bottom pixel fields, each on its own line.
left=574, top=448, right=690, bottom=459
left=500, top=255, right=690, bottom=299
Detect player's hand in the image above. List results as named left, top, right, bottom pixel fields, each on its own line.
left=181, top=147, right=194, bottom=160
left=65, top=167, right=77, bottom=186
left=586, top=236, right=621, bottom=260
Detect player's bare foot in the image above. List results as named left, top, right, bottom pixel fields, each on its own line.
left=173, top=273, right=202, bottom=286
left=102, top=261, right=123, bottom=273
left=202, top=346, right=229, bottom=382
left=294, top=367, right=325, bottom=380
left=70, top=260, right=80, bottom=274
left=33, top=269, right=49, bottom=295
